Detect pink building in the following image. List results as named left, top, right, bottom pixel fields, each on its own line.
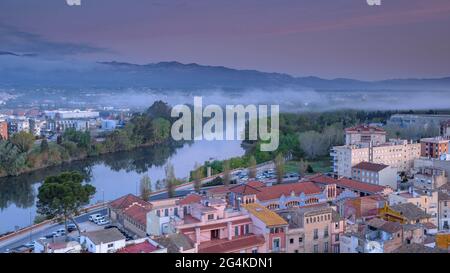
left=174, top=197, right=266, bottom=253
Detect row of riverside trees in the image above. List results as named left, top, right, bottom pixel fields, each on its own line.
left=0, top=101, right=175, bottom=177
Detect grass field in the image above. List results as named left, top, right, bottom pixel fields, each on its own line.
left=285, top=157, right=333, bottom=174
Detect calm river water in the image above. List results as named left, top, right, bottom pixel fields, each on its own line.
left=0, top=139, right=245, bottom=234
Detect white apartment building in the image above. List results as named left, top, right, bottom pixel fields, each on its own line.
left=44, top=109, right=99, bottom=120
left=331, top=139, right=421, bottom=178
left=345, top=124, right=387, bottom=146
left=351, top=162, right=398, bottom=190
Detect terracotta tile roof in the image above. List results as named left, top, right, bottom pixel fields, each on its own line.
left=424, top=222, right=437, bottom=229
left=345, top=124, right=386, bottom=134
left=207, top=185, right=230, bottom=195
left=198, top=234, right=265, bottom=253
left=309, top=174, right=387, bottom=194
left=246, top=181, right=266, bottom=188
left=231, top=218, right=253, bottom=225
left=244, top=203, right=288, bottom=227
left=256, top=182, right=322, bottom=201
left=109, top=194, right=152, bottom=211
left=229, top=184, right=261, bottom=195
left=117, top=240, right=160, bottom=253
left=179, top=193, right=202, bottom=205
left=352, top=162, right=389, bottom=172
left=123, top=204, right=151, bottom=226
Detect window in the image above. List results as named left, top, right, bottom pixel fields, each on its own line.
left=324, top=242, right=329, bottom=253
left=313, top=244, right=319, bottom=253
left=252, top=249, right=258, bottom=254
left=235, top=226, right=239, bottom=237
left=164, top=209, right=169, bottom=217
left=324, top=227, right=329, bottom=238
left=245, top=224, right=250, bottom=234
left=107, top=243, right=114, bottom=248
left=156, top=210, right=160, bottom=217
left=174, top=207, right=178, bottom=217
left=208, top=214, right=214, bottom=220
left=298, top=237, right=303, bottom=243
left=335, top=234, right=340, bottom=242
left=294, top=250, right=299, bottom=253
left=313, top=229, right=318, bottom=240
left=290, top=238, right=294, bottom=244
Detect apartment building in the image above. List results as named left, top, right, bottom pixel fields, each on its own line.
left=441, top=120, right=450, bottom=139
left=0, top=120, right=8, bottom=140
left=420, top=137, right=449, bottom=158
left=278, top=205, right=345, bottom=253
left=331, top=139, right=420, bottom=178
left=243, top=203, right=288, bottom=253
left=415, top=157, right=450, bottom=182
left=175, top=199, right=267, bottom=253
left=413, top=167, right=447, bottom=190
left=388, top=188, right=438, bottom=226
left=345, top=125, right=387, bottom=146
left=351, top=161, right=398, bottom=190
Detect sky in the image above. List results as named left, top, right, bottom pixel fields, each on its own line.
left=0, top=0, right=450, bottom=80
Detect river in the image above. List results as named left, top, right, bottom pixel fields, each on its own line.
left=0, top=139, right=245, bottom=235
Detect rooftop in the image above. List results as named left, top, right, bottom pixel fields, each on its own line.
left=308, top=174, right=388, bottom=194
left=117, top=240, right=161, bottom=253
left=178, top=193, right=202, bottom=206
left=243, top=203, right=288, bottom=227
left=153, top=233, right=195, bottom=253
left=123, top=203, right=151, bottom=226
left=109, top=194, right=152, bottom=211
left=352, top=162, right=389, bottom=172
left=393, top=243, right=447, bottom=253
left=390, top=203, right=431, bottom=221
left=345, top=125, right=386, bottom=134
left=82, top=228, right=126, bottom=245
left=198, top=234, right=265, bottom=253
left=256, top=181, right=322, bottom=201
left=229, top=183, right=261, bottom=195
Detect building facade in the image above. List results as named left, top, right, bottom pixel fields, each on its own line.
left=345, top=125, right=387, bottom=146
left=420, top=137, right=449, bottom=158
left=351, top=161, right=398, bottom=190
left=331, top=139, right=420, bottom=178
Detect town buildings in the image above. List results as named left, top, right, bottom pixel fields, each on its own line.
left=278, top=205, right=345, bottom=253
left=351, top=161, right=398, bottom=190
left=388, top=188, right=438, bottom=226
left=420, top=137, right=449, bottom=158
left=388, top=114, right=450, bottom=129
left=80, top=228, right=126, bottom=253
left=331, top=139, right=420, bottom=178
left=413, top=167, right=447, bottom=190
left=345, top=125, right=387, bottom=146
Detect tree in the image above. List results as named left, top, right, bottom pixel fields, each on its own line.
left=10, top=131, right=35, bottom=153
left=298, top=159, right=308, bottom=177
left=248, top=156, right=257, bottom=179
left=306, top=164, right=314, bottom=174
left=0, top=141, right=27, bottom=176
left=40, top=138, right=49, bottom=152
left=152, top=118, right=171, bottom=143
left=298, top=131, right=328, bottom=159
left=222, top=160, right=231, bottom=186
left=193, top=162, right=202, bottom=193
left=274, top=153, right=285, bottom=184
left=140, top=174, right=152, bottom=201
left=165, top=162, right=176, bottom=198
left=36, top=172, right=96, bottom=236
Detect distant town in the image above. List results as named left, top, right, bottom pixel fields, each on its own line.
left=1, top=110, right=450, bottom=253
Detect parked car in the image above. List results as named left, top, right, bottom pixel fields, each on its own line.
left=67, top=224, right=77, bottom=232
left=52, top=228, right=66, bottom=237
left=93, top=216, right=106, bottom=224
left=104, top=225, right=118, bottom=230
left=89, top=213, right=103, bottom=222
left=97, top=219, right=110, bottom=225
